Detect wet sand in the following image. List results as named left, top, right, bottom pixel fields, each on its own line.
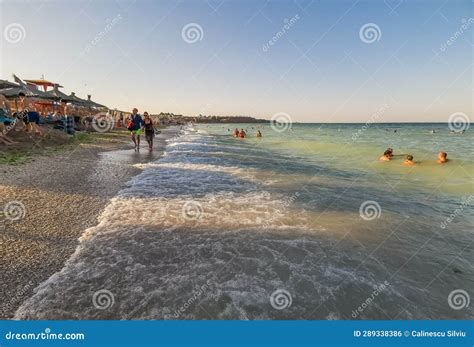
left=0, top=127, right=177, bottom=318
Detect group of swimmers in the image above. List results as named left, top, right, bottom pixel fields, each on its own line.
left=232, top=128, right=262, bottom=138
left=379, top=148, right=448, bottom=166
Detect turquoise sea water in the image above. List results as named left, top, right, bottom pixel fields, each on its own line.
left=16, top=123, right=473, bottom=320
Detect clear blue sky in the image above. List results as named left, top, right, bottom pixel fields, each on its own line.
left=1, top=0, right=472, bottom=122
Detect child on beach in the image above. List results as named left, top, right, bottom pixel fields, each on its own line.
left=437, top=152, right=448, bottom=164
left=403, top=155, right=416, bottom=166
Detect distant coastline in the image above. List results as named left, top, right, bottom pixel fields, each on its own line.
left=152, top=113, right=458, bottom=125
left=154, top=113, right=269, bottom=125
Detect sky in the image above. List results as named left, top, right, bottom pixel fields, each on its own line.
left=0, top=0, right=472, bottom=122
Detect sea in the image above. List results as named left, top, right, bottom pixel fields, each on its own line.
left=15, top=123, right=473, bottom=320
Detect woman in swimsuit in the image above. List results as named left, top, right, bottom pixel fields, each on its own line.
left=142, top=112, right=155, bottom=151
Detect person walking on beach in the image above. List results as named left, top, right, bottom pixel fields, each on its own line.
left=127, top=108, right=143, bottom=151
left=142, top=112, right=155, bottom=151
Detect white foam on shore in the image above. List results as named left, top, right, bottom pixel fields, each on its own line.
left=14, top=126, right=409, bottom=320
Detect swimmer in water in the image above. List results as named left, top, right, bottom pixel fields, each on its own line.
left=379, top=148, right=393, bottom=161
left=437, top=151, right=448, bottom=164
left=256, top=130, right=262, bottom=138
left=403, top=155, right=415, bottom=166
left=233, top=128, right=239, bottom=137
left=239, top=129, right=246, bottom=138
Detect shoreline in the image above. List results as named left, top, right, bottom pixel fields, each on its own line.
left=0, top=127, right=177, bottom=319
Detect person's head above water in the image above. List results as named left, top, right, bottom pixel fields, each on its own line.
left=438, top=151, right=448, bottom=163
left=403, top=154, right=415, bottom=166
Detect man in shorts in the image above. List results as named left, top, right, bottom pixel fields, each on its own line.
left=127, top=108, right=144, bottom=151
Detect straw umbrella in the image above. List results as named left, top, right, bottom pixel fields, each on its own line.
left=0, top=79, right=19, bottom=89
left=43, top=84, right=74, bottom=102
left=68, top=92, right=89, bottom=107
left=84, top=94, right=108, bottom=109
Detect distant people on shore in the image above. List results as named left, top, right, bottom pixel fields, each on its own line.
left=127, top=108, right=144, bottom=151
left=142, top=112, right=155, bottom=151
left=437, top=151, right=448, bottom=164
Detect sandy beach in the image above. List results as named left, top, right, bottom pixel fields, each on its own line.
left=0, top=127, right=176, bottom=318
